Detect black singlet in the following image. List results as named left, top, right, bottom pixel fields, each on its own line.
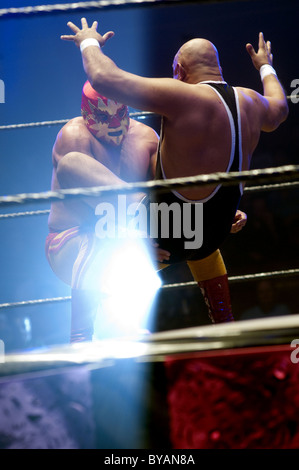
left=149, top=81, right=243, bottom=264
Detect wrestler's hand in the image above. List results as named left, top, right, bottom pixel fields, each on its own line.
left=246, top=32, right=273, bottom=70
left=61, top=17, right=114, bottom=48
left=230, top=210, right=247, bottom=234
left=144, top=234, right=170, bottom=263
left=151, top=241, right=171, bottom=263
left=130, top=228, right=170, bottom=263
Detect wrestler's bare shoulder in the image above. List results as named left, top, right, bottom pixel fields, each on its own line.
left=197, top=82, right=262, bottom=106
left=234, top=87, right=265, bottom=122
left=53, top=117, right=92, bottom=163
left=128, top=118, right=159, bottom=140
left=54, top=117, right=92, bottom=148
left=58, top=116, right=90, bottom=139
left=235, top=86, right=265, bottom=106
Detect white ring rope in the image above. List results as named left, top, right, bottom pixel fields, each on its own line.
left=0, top=0, right=184, bottom=18
left=1, top=181, right=299, bottom=220
left=0, top=165, right=298, bottom=209
left=0, top=112, right=154, bottom=131
left=0, top=268, right=298, bottom=310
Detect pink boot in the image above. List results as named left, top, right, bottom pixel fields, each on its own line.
left=198, top=274, right=234, bottom=323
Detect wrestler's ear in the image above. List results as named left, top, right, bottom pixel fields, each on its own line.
left=177, top=63, right=187, bottom=81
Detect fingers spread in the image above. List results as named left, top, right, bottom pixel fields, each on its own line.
left=61, top=34, right=75, bottom=41
left=81, top=17, right=88, bottom=28
left=246, top=43, right=255, bottom=56
left=67, top=21, right=80, bottom=33
left=267, top=40, right=271, bottom=51
left=258, top=31, right=265, bottom=49
left=102, top=31, right=115, bottom=42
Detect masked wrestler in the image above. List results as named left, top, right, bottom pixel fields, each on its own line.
left=45, top=81, right=162, bottom=342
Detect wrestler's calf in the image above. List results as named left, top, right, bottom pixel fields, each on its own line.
left=187, top=249, right=234, bottom=323
left=197, top=274, right=234, bottom=323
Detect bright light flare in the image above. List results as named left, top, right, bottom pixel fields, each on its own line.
left=92, top=234, right=162, bottom=339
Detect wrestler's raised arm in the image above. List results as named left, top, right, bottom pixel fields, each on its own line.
left=61, top=18, right=189, bottom=117
left=246, top=32, right=288, bottom=131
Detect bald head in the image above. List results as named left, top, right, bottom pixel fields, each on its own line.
left=173, top=38, right=223, bottom=83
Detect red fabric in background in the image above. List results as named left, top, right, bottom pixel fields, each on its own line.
left=165, top=345, right=299, bottom=449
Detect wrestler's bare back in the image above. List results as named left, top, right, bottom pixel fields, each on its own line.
left=160, top=84, right=263, bottom=201
left=48, top=117, right=158, bottom=232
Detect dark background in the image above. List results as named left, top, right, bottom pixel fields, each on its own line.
left=0, top=0, right=298, bottom=350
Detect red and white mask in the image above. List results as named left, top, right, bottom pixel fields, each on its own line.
left=81, top=81, right=129, bottom=146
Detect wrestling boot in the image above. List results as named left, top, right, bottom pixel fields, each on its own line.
left=197, top=274, right=234, bottom=323
left=70, top=289, right=96, bottom=343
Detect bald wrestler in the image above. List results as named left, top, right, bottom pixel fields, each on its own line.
left=60, top=21, right=288, bottom=326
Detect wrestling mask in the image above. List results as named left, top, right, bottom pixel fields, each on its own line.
left=81, top=81, right=129, bottom=146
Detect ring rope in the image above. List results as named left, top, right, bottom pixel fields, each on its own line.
left=162, top=268, right=299, bottom=290
left=0, top=296, right=71, bottom=310
left=287, top=94, right=299, bottom=101
left=0, top=112, right=153, bottom=131
left=0, top=209, right=51, bottom=220
left=0, top=165, right=298, bottom=208
left=1, top=180, right=299, bottom=220
left=0, top=268, right=298, bottom=310
left=0, top=0, right=184, bottom=18
left=0, top=119, right=70, bottom=131
left=242, top=181, right=299, bottom=193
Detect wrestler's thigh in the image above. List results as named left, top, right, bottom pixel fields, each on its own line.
left=48, top=235, right=83, bottom=286
left=187, top=249, right=227, bottom=282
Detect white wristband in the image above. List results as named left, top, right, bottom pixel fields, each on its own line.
left=260, top=64, right=277, bottom=81
left=80, top=38, right=100, bottom=53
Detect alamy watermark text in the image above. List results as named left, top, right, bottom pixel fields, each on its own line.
left=95, top=195, right=203, bottom=250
